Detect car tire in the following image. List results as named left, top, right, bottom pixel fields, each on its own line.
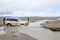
left=7, top=23, right=11, bottom=26
left=21, top=23, right=24, bottom=25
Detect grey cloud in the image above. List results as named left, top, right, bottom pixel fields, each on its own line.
left=0, top=0, right=60, bottom=16
left=0, top=0, right=60, bottom=12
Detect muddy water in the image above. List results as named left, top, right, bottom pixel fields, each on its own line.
left=0, top=26, right=60, bottom=40
left=52, top=32, right=60, bottom=40
left=4, top=26, right=19, bottom=34
left=18, top=26, right=60, bottom=40
left=0, top=20, right=60, bottom=40
left=18, top=26, right=53, bottom=40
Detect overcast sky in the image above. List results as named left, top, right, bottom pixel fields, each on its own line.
left=0, top=0, right=60, bottom=17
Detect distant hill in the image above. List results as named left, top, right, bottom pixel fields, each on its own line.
left=0, top=16, right=60, bottom=21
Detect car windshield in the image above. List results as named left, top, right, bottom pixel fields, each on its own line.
left=6, top=18, right=18, bottom=21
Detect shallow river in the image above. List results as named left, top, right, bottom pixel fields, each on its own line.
left=0, top=21, right=60, bottom=40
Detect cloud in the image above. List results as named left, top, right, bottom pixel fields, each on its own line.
left=0, top=0, right=60, bottom=16
left=47, top=9, right=53, bottom=11
left=0, top=0, right=60, bottom=11
left=13, top=11, right=46, bottom=17
left=0, top=0, right=11, bottom=3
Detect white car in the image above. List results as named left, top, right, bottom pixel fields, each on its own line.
left=5, top=18, right=21, bottom=26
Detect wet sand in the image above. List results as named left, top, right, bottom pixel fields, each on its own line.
left=0, top=33, right=37, bottom=40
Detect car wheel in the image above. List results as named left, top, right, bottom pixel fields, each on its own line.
left=7, top=23, right=11, bottom=26
left=21, top=23, right=24, bottom=25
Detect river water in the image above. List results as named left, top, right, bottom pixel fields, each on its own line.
left=0, top=20, right=60, bottom=40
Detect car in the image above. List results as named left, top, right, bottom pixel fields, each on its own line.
left=5, top=18, right=21, bottom=26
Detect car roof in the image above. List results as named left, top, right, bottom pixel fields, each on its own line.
left=5, top=17, right=19, bottom=19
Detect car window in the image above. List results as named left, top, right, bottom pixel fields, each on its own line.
left=6, top=18, right=18, bottom=21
